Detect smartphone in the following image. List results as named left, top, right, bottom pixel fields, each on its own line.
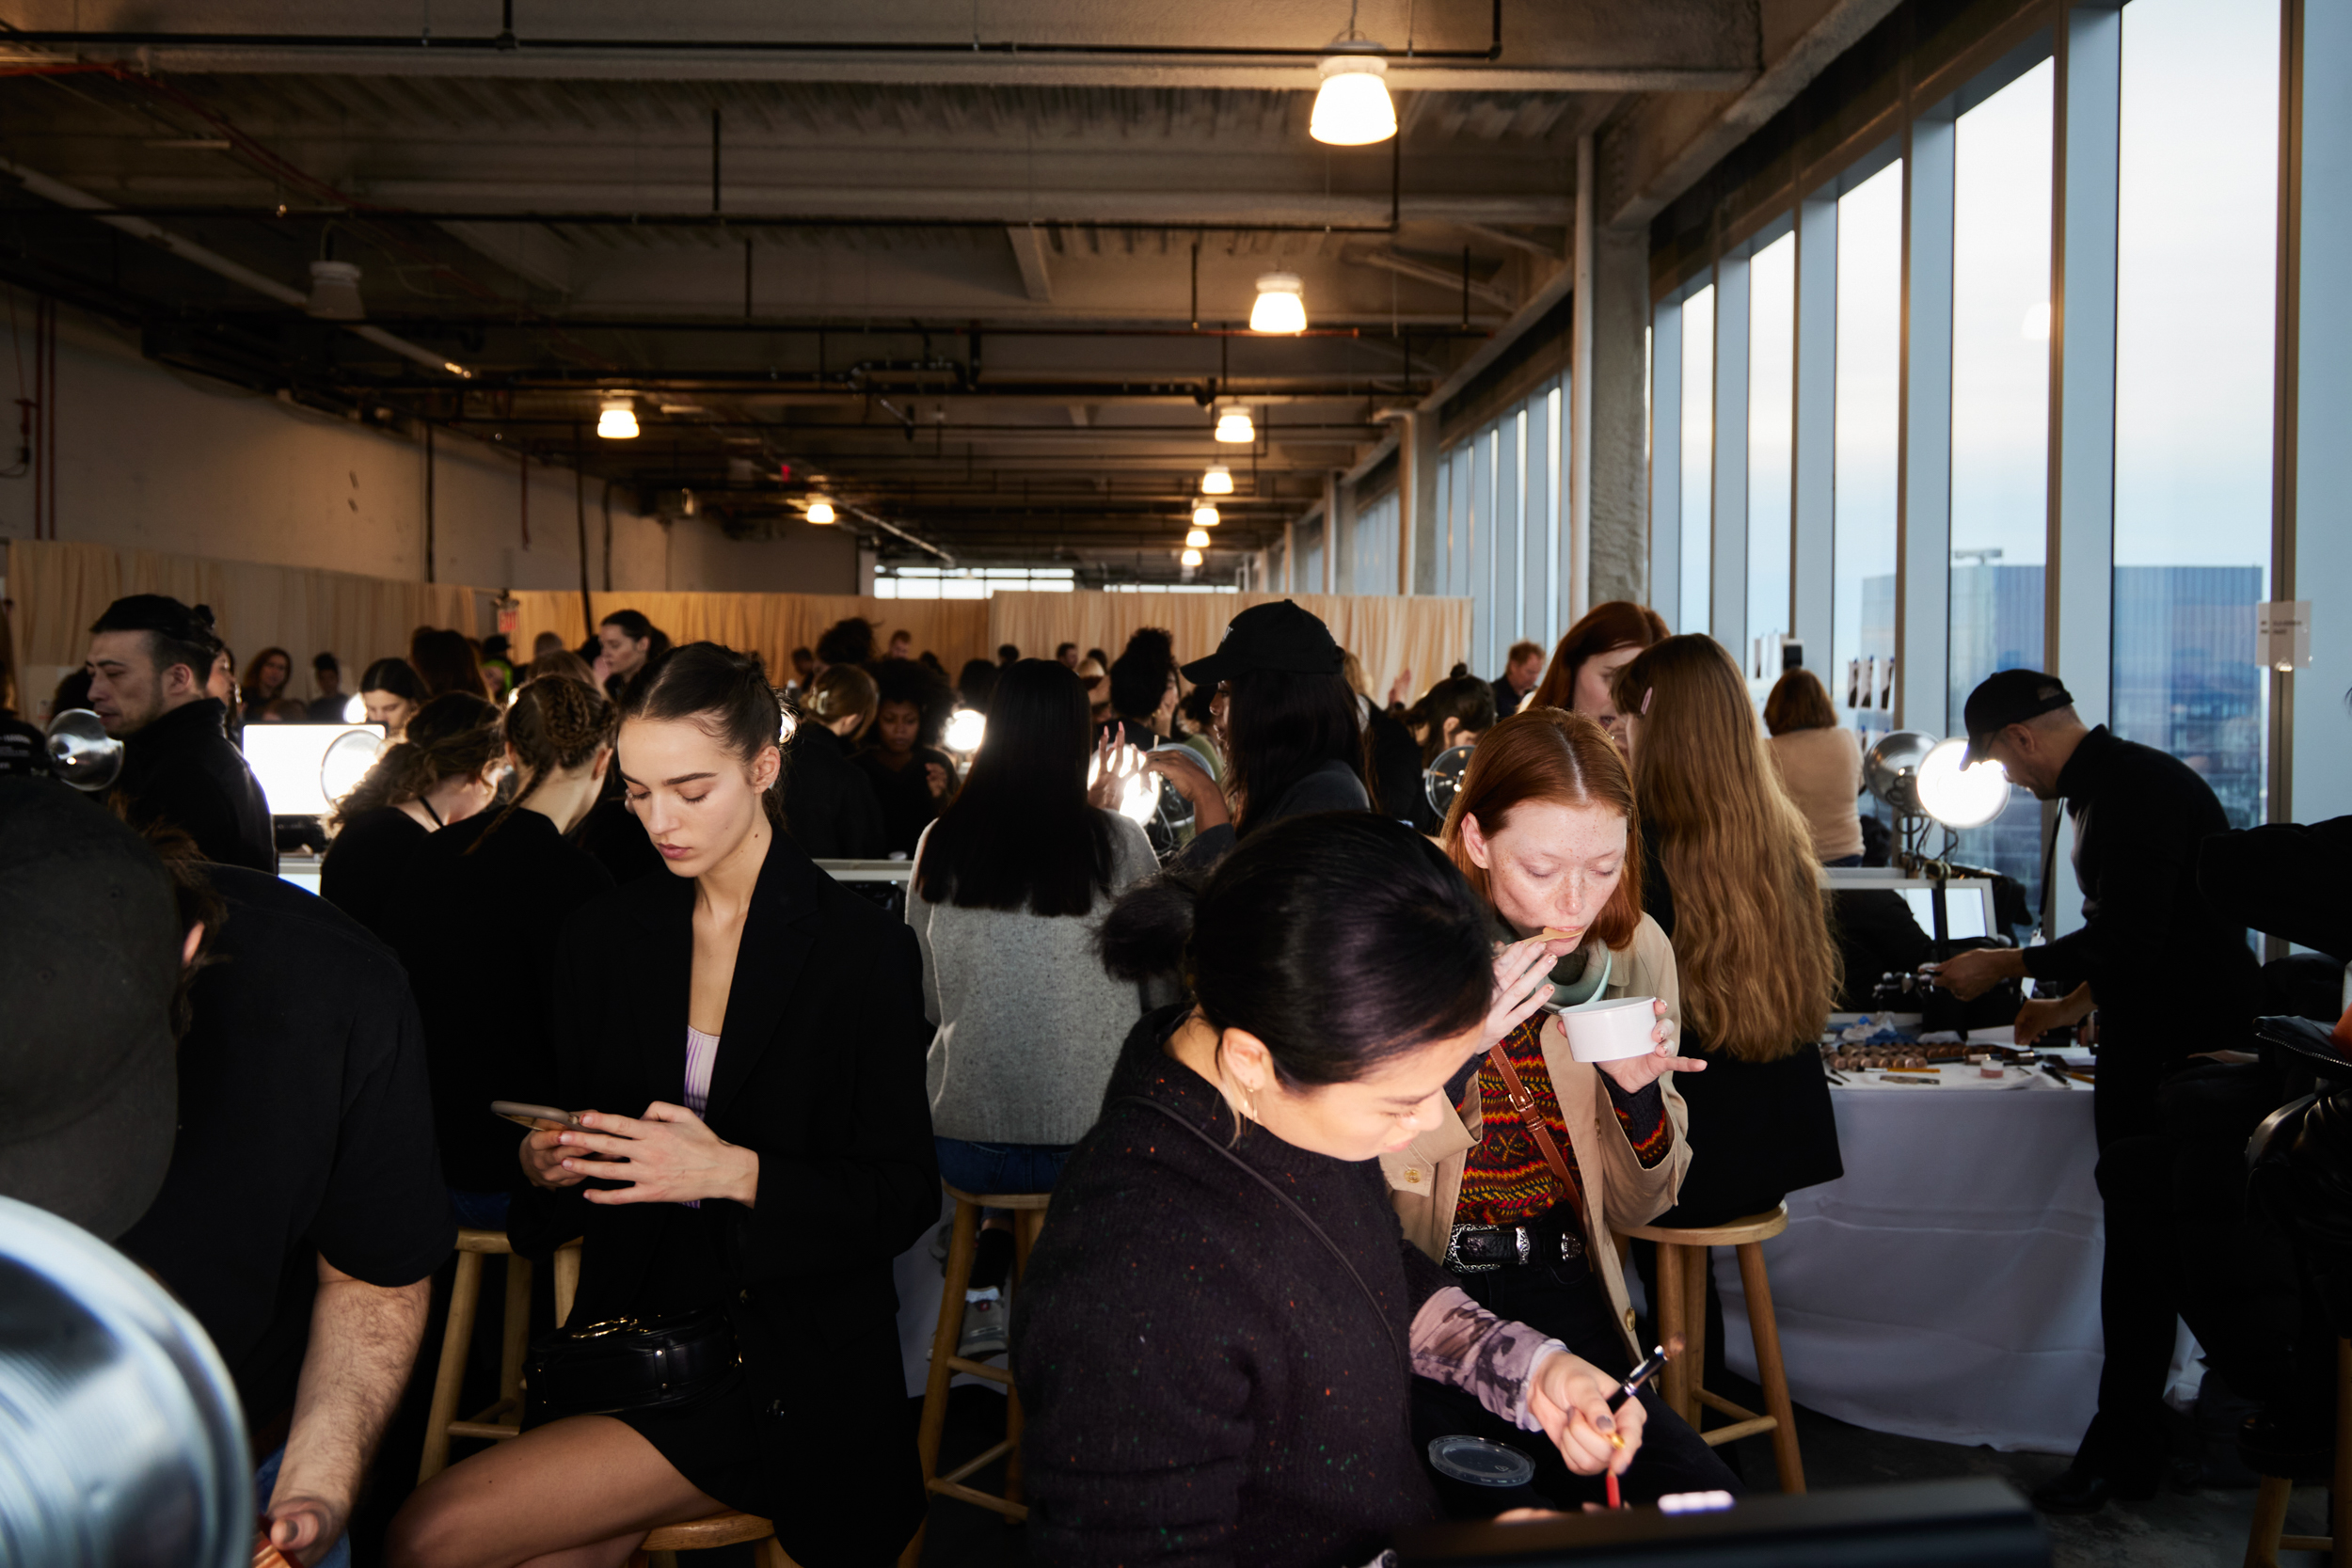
left=491, top=1101, right=586, bottom=1133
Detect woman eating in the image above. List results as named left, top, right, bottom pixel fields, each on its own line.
left=1016, top=813, right=1645, bottom=1568
left=389, top=642, right=937, bottom=1568
left=1408, top=707, right=1735, bottom=1508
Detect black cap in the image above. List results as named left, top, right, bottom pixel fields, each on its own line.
left=1179, top=600, right=1344, bottom=689
left=0, top=778, right=183, bottom=1240
left=1962, top=669, right=2075, bottom=766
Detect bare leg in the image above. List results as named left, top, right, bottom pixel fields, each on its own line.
left=387, top=1415, right=723, bottom=1568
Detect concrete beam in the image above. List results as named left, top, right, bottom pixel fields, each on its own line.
left=1008, top=225, right=1055, bottom=303
left=437, top=219, right=575, bottom=295
left=1345, top=245, right=1523, bottom=309
left=1597, top=0, right=1906, bottom=232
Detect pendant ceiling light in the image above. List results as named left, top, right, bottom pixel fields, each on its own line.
left=596, top=396, right=640, bottom=440
left=1192, top=503, right=1220, bottom=529
left=1214, top=404, right=1255, bottom=444
left=1311, top=48, right=1396, bottom=147
left=1249, top=272, right=1308, bottom=334
left=805, top=499, right=836, bottom=525
left=304, top=260, right=366, bottom=321
left=1185, top=528, right=1211, bottom=548
left=1200, top=464, right=1233, bottom=495
left=1181, top=547, right=1204, bottom=567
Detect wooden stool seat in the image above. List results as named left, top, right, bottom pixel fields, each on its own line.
left=901, top=1184, right=1056, bottom=1568
left=628, top=1510, right=796, bottom=1567
left=2241, top=1336, right=2348, bottom=1568
left=417, top=1227, right=584, bottom=1483
left=1615, top=1203, right=1804, bottom=1495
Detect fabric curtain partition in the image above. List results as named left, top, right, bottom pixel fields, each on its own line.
left=8, top=540, right=479, bottom=716
left=505, top=592, right=992, bottom=685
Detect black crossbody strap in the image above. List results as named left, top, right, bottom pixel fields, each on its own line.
left=1116, top=1096, right=1402, bottom=1365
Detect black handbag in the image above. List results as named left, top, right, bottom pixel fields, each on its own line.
left=521, top=1304, right=741, bottom=1426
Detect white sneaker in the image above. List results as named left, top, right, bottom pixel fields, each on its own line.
left=958, top=1286, right=1009, bottom=1359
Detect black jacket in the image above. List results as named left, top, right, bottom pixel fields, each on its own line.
left=2199, top=815, right=2352, bottom=965
left=113, top=698, right=274, bottom=872
left=2022, top=725, right=2262, bottom=1042
left=1173, top=756, right=1371, bottom=871
left=1643, top=838, right=1842, bottom=1227
left=508, top=834, right=938, bottom=1563
left=851, top=743, right=958, bottom=858
left=383, top=807, right=614, bottom=1194
left=781, top=721, right=884, bottom=860
left=1015, top=1006, right=1448, bottom=1568
left=318, top=805, right=427, bottom=945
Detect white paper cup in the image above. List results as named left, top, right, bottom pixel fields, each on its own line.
left=1559, top=995, right=1660, bottom=1063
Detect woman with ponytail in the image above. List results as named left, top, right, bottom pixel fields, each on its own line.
left=319, top=690, right=502, bottom=942
left=382, top=675, right=619, bottom=1227
left=392, top=643, right=937, bottom=1568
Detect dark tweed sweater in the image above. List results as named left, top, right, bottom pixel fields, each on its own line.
left=1013, top=1006, right=1453, bottom=1568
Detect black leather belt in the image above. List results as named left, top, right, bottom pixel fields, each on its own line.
left=1444, top=1211, right=1587, bottom=1275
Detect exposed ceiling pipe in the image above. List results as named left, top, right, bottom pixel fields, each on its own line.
left=0, top=156, right=472, bottom=379
left=0, top=3, right=1502, bottom=62
left=844, top=503, right=955, bottom=565
left=0, top=204, right=1404, bottom=236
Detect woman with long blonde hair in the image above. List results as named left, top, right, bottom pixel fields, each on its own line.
left=1609, top=635, right=1842, bottom=1227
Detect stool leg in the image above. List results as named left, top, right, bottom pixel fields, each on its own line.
left=1654, top=1242, right=1687, bottom=1422
left=902, top=1200, right=980, bottom=1568
left=2333, top=1336, right=2349, bottom=1568
left=499, top=1254, right=532, bottom=1420
left=754, top=1535, right=794, bottom=1568
left=552, top=1242, right=580, bottom=1330
left=1735, top=1241, right=1804, bottom=1495
left=1679, top=1244, right=1708, bottom=1429
left=418, top=1250, right=483, bottom=1483
left=2244, top=1475, right=2291, bottom=1568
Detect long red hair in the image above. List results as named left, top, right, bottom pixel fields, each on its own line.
left=1526, top=601, right=1671, bottom=714
left=1439, top=708, right=1644, bottom=952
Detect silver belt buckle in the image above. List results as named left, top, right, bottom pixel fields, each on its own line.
left=1444, top=1223, right=1532, bottom=1274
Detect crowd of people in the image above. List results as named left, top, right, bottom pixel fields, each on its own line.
left=0, top=578, right=2345, bottom=1568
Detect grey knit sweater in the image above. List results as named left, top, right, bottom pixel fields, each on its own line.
left=907, top=810, right=1158, bottom=1145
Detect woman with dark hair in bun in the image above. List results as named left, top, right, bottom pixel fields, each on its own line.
left=320, top=690, right=503, bottom=943
left=358, top=656, right=428, bottom=740
left=1015, top=813, right=1647, bottom=1568
left=390, top=643, right=937, bottom=1568
left=383, top=675, right=619, bottom=1228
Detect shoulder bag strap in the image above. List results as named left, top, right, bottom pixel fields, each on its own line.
left=1115, top=1095, right=1401, bottom=1364
left=1483, top=1037, right=1581, bottom=1198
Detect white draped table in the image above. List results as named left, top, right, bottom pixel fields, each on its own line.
left=1709, top=1072, right=2198, bottom=1453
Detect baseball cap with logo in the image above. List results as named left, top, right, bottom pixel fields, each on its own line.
left=1961, top=669, right=2076, bottom=767
left=0, top=778, right=183, bottom=1239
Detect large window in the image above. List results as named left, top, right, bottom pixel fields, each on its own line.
left=2113, top=0, right=2276, bottom=831
left=1834, top=163, right=1901, bottom=734
left=1747, top=234, right=1796, bottom=670
left=1678, top=284, right=1716, bottom=635
left=1947, top=59, right=2055, bottom=890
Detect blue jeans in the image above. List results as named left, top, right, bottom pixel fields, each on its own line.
left=450, top=1187, right=511, bottom=1229
left=254, top=1444, right=353, bottom=1568
left=933, top=1137, right=1072, bottom=1212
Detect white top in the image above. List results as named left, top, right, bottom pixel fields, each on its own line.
left=681, top=1025, right=720, bottom=1207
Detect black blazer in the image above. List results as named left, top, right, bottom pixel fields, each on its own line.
left=781, top=721, right=885, bottom=860
left=510, top=835, right=939, bottom=1560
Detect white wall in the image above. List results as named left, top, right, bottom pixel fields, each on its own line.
left=0, top=307, right=857, bottom=600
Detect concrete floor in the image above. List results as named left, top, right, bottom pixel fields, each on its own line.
left=907, top=1372, right=2335, bottom=1568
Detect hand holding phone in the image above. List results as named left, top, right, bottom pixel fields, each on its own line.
left=491, top=1100, right=587, bottom=1133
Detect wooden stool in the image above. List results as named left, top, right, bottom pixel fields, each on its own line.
left=899, top=1186, right=1054, bottom=1568
left=2242, top=1336, right=2349, bottom=1568
left=628, top=1511, right=795, bottom=1568
left=417, top=1227, right=584, bottom=1482
left=1617, top=1203, right=1804, bottom=1494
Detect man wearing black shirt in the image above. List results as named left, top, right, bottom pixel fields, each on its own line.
left=1491, top=639, right=1543, bottom=722
left=119, top=862, right=452, bottom=1566
left=85, top=594, right=274, bottom=872
left=1937, top=669, right=2260, bottom=1515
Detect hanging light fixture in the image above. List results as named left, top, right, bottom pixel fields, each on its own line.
left=596, top=396, right=640, bottom=440
left=1311, top=47, right=1396, bottom=147
left=805, top=499, right=836, bottom=525
left=304, top=260, right=366, bottom=321
left=1215, top=404, right=1255, bottom=444
left=1192, top=503, right=1220, bottom=529
left=1249, top=272, right=1308, bottom=334
left=1185, top=528, right=1211, bottom=548
left=1181, top=547, right=1204, bottom=567
left=1200, top=463, right=1233, bottom=495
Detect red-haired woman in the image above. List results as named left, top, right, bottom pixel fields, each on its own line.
left=1522, top=601, right=1670, bottom=745
left=1392, top=707, right=1737, bottom=1511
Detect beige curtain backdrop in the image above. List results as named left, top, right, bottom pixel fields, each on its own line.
left=507, top=592, right=993, bottom=682
left=8, top=540, right=480, bottom=712
left=983, top=592, right=1473, bottom=708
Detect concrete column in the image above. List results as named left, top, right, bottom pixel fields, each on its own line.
left=1411, top=410, right=1441, bottom=594
left=1646, top=295, right=1683, bottom=622
left=1282, top=518, right=1295, bottom=593
left=1322, top=471, right=1343, bottom=594
left=1567, top=135, right=1597, bottom=624
left=1792, top=193, right=1838, bottom=673
left=2292, top=0, right=2352, bottom=827
left=1897, top=105, right=1956, bottom=733
left=1711, top=250, right=1752, bottom=659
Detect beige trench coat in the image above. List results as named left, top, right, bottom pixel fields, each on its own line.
left=1379, top=913, right=1692, bottom=1361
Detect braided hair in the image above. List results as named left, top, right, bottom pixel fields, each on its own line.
left=329, top=690, right=502, bottom=830
left=467, top=675, right=614, bottom=852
